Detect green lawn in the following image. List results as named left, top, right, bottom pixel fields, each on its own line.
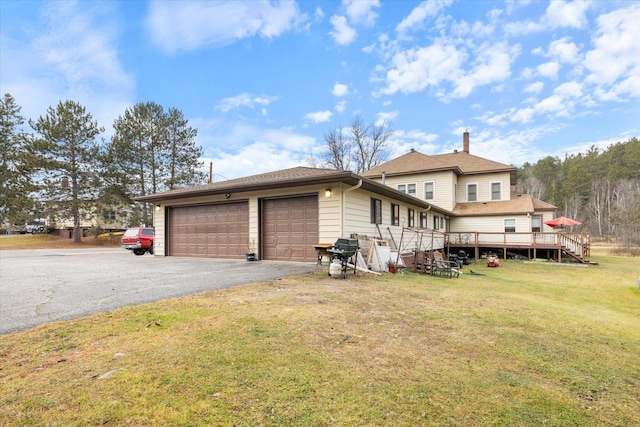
left=1, top=253, right=638, bottom=426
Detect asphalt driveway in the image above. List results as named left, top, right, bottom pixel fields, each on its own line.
left=0, top=248, right=319, bottom=335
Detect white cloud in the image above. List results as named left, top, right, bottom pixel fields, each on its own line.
left=146, top=1, right=307, bottom=53
left=584, top=4, right=640, bottom=97
left=505, top=0, right=591, bottom=35
left=304, top=110, right=333, bottom=123
left=0, top=2, right=133, bottom=132
left=547, top=37, right=581, bottom=64
left=543, top=0, right=590, bottom=30
left=329, top=15, right=357, bottom=45
left=377, top=42, right=465, bottom=96
left=335, top=100, right=347, bottom=113
left=449, top=42, right=517, bottom=99
left=215, top=93, right=278, bottom=113
left=554, top=81, right=582, bottom=98
left=536, top=61, right=560, bottom=79
left=332, top=83, right=350, bottom=97
left=376, top=110, right=398, bottom=124
left=524, top=81, right=544, bottom=94
left=395, top=0, right=453, bottom=37
left=343, top=0, right=381, bottom=27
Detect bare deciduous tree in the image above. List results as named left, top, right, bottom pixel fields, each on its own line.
left=322, top=114, right=393, bottom=174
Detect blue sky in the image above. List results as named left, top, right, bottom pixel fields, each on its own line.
left=1, top=0, right=638, bottom=181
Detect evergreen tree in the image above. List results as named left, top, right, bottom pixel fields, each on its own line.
left=30, top=100, right=104, bottom=243
left=105, top=102, right=205, bottom=226
left=0, top=94, right=36, bottom=228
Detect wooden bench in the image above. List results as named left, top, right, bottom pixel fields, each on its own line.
left=314, top=243, right=334, bottom=266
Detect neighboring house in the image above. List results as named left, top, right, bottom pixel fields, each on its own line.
left=136, top=167, right=452, bottom=262
left=45, top=195, right=133, bottom=237
left=137, top=132, right=589, bottom=263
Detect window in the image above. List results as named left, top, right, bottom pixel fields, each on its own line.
left=491, top=182, right=501, bottom=201
left=391, top=204, right=400, bottom=226
left=370, top=198, right=382, bottom=224
left=419, top=212, right=428, bottom=228
left=424, top=182, right=434, bottom=200
left=467, top=184, right=477, bottom=202
left=504, top=219, right=516, bottom=233
left=398, top=183, right=416, bottom=196
left=433, top=216, right=439, bottom=230
left=531, top=216, right=542, bottom=232
left=408, top=208, right=415, bottom=227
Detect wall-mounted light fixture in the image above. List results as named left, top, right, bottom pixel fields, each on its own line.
left=155, top=204, right=161, bottom=212
left=225, top=193, right=231, bottom=199
left=325, top=188, right=332, bottom=198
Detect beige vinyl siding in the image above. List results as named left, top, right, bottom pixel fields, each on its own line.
left=450, top=215, right=531, bottom=234
left=379, top=171, right=456, bottom=211
left=319, top=187, right=342, bottom=244
left=153, top=206, right=166, bottom=256
left=456, top=172, right=511, bottom=203
left=343, top=189, right=430, bottom=246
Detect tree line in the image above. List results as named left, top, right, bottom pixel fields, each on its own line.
left=516, top=137, right=640, bottom=248
left=1, top=94, right=205, bottom=242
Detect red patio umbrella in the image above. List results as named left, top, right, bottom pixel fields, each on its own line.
left=544, top=216, right=582, bottom=228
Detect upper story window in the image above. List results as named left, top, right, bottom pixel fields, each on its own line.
left=491, top=182, right=501, bottom=201
left=467, top=184, right=478, bottom=202
left=407, top=208, right=415, bottom=227
left=391, top=203, right=400, bottom=226
left=370, top=198, right=382, bottom=224
left=397, top=183, right=417, bottom=196
left=504, top=219, right=516, bottom=233
left=424, top=182, right=434, bottom=200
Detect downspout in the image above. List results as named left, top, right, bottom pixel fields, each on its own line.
left=341, top=180, right=363, bottom=237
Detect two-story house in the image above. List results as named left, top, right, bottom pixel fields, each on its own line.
left=138, top=132, right=588, bottom=264
left=361, top=131, right=557, bottom=237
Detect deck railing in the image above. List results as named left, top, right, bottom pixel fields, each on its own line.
left=446, top=231, right=591, bottom=262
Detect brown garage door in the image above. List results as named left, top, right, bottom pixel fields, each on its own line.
left=168, top=202, right=248, bottom=258
left=262, top=195, right=318, bottom=261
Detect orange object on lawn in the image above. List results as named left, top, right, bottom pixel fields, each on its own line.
left=487, top=254, right=500, bottom=268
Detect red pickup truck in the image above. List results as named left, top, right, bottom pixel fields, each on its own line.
left=121, top=227, right=154, bottom=256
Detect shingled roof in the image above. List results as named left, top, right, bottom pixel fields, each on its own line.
left=361, top=149, right=517, bottom=185
left=135, top=166, right=454, bottom=216
left=452, top=192, right=556, bottom=216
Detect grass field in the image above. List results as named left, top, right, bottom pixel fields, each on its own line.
left=1, top=248, right=638, bottom=426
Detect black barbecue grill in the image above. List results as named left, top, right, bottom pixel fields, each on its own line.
left=327, top=238, right=359, bottom=279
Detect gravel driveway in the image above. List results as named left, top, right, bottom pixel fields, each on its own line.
left=0, top=248, right=318, bottom=335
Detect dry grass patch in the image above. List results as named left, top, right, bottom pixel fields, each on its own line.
left=0, top=234, right=120, bottom=250
left=1, top=254, right=639, bottom=426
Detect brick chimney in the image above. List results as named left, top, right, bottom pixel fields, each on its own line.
left=463, top=130, right=470, bottom=153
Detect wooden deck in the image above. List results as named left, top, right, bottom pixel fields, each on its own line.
left=446, top=231, right=591, bottom=263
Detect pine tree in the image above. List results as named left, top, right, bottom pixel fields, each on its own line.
left=0, top=94, right=36, bottom=229
left=30, top=100, right=104, bottom=243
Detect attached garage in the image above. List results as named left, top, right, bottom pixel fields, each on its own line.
left=168, top=202, right=249, bottom=258
left=262, top=195, right=318, bottom=262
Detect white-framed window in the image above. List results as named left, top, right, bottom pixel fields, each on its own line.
left=491, top=182, right=501, bottom=201
left=424, top=181, right=434, bottom=200
left=408, top=208, right=415, bottom=227
left=504, top=219, right=516, bottom=233
left=397, top=183, right=417, bottom=196
left=531, top=216, right=542, bottom=232
left=467, top=183, right=478, bottom=202
left=391, top=203, right=400, bottom=226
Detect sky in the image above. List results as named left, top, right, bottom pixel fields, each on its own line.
left=1, top=0, right=639, bottom=181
